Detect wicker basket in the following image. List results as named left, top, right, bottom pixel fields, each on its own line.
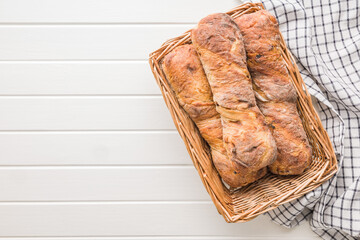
left=149, top=2, right=338, bottom=222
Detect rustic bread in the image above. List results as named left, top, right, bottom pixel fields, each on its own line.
left=191, top=13, right=277, bottom=171
left=162, top=44, right=267, bottom=187
left=234, top=10, right=312, bottom=175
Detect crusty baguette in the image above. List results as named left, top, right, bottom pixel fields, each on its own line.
left=162, top=44, right=267, bottom=187
left=191, top=13, right=277, bottom=171
left=234, top=10, right=312, bottom=175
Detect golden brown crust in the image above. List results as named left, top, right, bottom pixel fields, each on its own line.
left=191, top=13, right=248, bottom=69
left=163, top=44, right=218, bottom=123
left=235, top=10, right=312, bottom=175
left=258, top=102, right=312, bottom=175
left=234, top=10, right=297, bottom=103
left=192, top=13, right=277, bottom=171
left=212, top=149, right=267, bottom=187
left=162, top=44, right=266, bottom=187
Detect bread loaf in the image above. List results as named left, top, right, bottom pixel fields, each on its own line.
left=162, top=44, right=267, bottom=187
left=234, top=10, right=312, bottom=175
left=191, top=13, right=277, bottom=171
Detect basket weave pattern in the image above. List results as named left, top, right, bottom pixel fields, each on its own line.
left=149, top=2, right=338, bottom=222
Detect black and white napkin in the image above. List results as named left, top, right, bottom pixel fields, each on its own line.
left=249, top=0, right=360, bottom=239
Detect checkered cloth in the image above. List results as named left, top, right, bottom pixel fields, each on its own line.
left=249, top=0, right=360, bottom=239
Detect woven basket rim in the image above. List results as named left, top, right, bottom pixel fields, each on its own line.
left=149, top=2, right=338, bottom=223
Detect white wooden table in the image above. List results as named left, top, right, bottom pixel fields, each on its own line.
left=0, top=0, right=320, bottom=239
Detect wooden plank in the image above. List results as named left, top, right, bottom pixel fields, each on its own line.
left=0, top=132, right=189, bottom=165
left=0, top=97, right=175, bottom=130
left=0, top=26, right=190, bottom=60
left=0, top=62, right=159, bottom=95
left=0, top=237, right=319, bottom=240
left=0, top=167, right=208, bottom=201
left=0, top=203, right=317, bottom=237
left=0, top=0, right=239, bottom=23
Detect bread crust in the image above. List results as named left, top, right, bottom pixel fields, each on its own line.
left=191, top=13, right=277, bottom=171
left=162, top=44, right=267, bottom=187
left=234, top=10, right=312, bottom=175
